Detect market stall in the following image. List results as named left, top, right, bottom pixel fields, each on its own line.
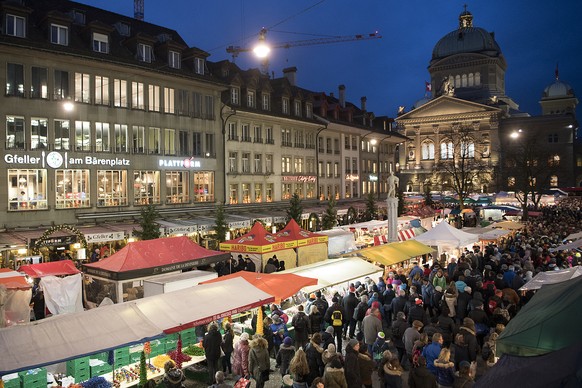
left=412, top=220, right=479, bottom=261
left=519, top=266, right=582, bottom=291
left=19, top=260, right=83, bottom=315
left=82, top=236, right=230, bottom=307
left=278, top=257, right=384, bottom=294
left=0, top=269, right=31, bottom=328
left=275, top=219, right=328, bottom=266
left=352, top=240, right=434, bottom=267
left=219, top=222, right=297, bottom=271
left=317, top=228, right=358, bottom=256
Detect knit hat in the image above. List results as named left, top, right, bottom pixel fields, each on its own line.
left=326, top=326, right=335, bottom=335
left=347, top=338, right=359, bottom=349
left=283, top=336, right=293, bottom=346
left=415, top=298, right=423, bottom=305
left=282, top=375, right=294, bottom=387
left=377, top=331, right=386, bottom=339
left=240, top=332, right=250, bottom=342
left=435, top=286, right=443, bottom=292
left=459, top=360, right=471, bottom=369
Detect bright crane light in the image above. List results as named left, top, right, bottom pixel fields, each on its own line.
left=253, top=28, right=271, bottom=58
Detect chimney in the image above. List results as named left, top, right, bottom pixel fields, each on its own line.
left=283, top=66, right=297, bottom=86
left=339, top=85, right=346, bottom=108
left=361, top=96, right=367, bottom=111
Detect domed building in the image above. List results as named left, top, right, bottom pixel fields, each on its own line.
left=395, top=7, right=580, bottom=196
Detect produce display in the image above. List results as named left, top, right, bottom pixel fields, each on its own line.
left=111, top=364, right=160, bottom=387
left=183, top=345, right=205, bottom=357
left=152, top=354, right=172, bottom=369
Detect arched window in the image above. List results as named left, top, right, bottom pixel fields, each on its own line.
left=461, top=74, right=468, bottom=87
left=440, top=141, right=453, bottom=159
left=474, top=72, right=481, bottom=85
left=550, top=175, right=558, bottom=187
left=468, top=73, right=474, bottom=86
left=461, top=140, right=475, bottom=158
left=454, top=75, right=461, bottom=88
left=421, top=141, right=435, bottom=160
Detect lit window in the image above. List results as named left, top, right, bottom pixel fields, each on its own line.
left=421, top=141, right=435, bottom=160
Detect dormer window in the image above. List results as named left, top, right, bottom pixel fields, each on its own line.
left=6, top=14, right=25, bottom=37
left=282, top=97, right=289, bottom=114
left=262, top=93, right=270, bottom=111
left=306, top=103, right=313, bottom=118
left=50, top=24, right=68, bottom=45
left=247, top=90, right=255, bottom=108
left=114, top=22, right=130, bottom=37
left=169, top=50, right=181, bottom=69
left=138, top=43, right=153, bottom=63
left=93, top=32, right=109, bottom=53
left=294, top=100, right=301, bottom=117
left=70, top=10, right=85, bottom=25
left=230, top=87, right=240, bottom=105
left=194, top=58, right=205, bottom=75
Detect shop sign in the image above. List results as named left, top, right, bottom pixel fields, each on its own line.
left=273, top=216, right=287, bottom=223
left=85, top=231, right=125, bottom=243
left=369, top=174, right=378, bottom=181
left=4, top=152, right=130, bottom=168
left=29, top=235, right=77, bottom=248
left=281, top=175, right=316, bottom=183
left=345, top=174, right=359, bottom=181
left=301, top=213, right=310, bottom=220
left=166, top=225, right=198, bottom=235
left=158, top=158, right=201, bottom=168
left=228, top=220, right=251, bottom=229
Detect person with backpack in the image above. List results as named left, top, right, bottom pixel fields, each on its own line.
left=292, top=305, right=310, bottom=350
left=324, top=296, right=346, bottom=351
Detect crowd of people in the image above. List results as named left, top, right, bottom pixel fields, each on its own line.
left=189, top=197, right=582, bottom=388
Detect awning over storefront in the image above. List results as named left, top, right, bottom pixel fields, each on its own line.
left=200, top=271, right=318, bottom=302
left=18, top=260, right=80, bottom=278
left=157, top=219, right=198, bottom=235
left=398, top=229, right=416, bottom=241
left=278, top=257, right=384, bottom=294
left=353, top=240, right=434, bottom=267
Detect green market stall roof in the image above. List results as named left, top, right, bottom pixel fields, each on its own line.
left=83, top=236, right=230, bottom=280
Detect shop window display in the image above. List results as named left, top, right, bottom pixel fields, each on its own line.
left=8, top=169, right=47, bottom=210
left=56, top=169, right=90, bottom=208
left=133, top=170, right=160, bottom=205
left=166, top=171, right=189, bottom=203
left=97, top=170, right=127, bottom=206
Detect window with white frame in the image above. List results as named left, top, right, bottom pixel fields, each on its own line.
left=75, top=120, right=91, bottom=151
left=241, top=124, right=250, bottom=142
left=6, top=14, right=25, bottom=37
left=266, top=127, right=274, bottom=144
left=294, top=157, right=303, bottom=173
left=95, top=122, right=110, bottom=152
left=93, top=32, right=108, bottom=53
left=168, top=50, right=181, bottom=69
left=262, top=93, right=270, bottom=110
left=461, top=140, right=475, bottom=158
left=114, top=79, right=127, bottom=107
left=56, top=169, right=90, bottom=209
left=137, top=43, right=153, bottom=62
left=194, top=58, right=204, bottom=75
left=294, top=100, right=301, bottom=116
left=50, top=24, right=68, bottom=45
left=266, top=154, right=273, bottom=174
left=421, top=141, right=435, bottom=160
left=282, top=97, right=289, bottom=114
left=254, top=125, right=262, bottom=143
left=440, top=141, right=453, bottom=159
left=230, top=87, right=240, bottom=105
left=242, top=152, right=250, bottom=173
left=31, top=67, right=48, bottom=99
left=94, top=75, right=110, bottom=105
left=131, top=125, right=145, bottom=153
left=305, top=103, right=313, bottom=118
left=247, top=90, right=255, bottom=108
left=149, top=84, right=160, bottom=112
left=147, top=127, right=160, bottom=154
left=115, top=124, right=128, bottom=153
left=228, top=122, right=238, bottom=141
left=30, top=118, right=47, bottom=150
left=54, top=119, right=70, bottom=150
left=164, top=87, right=175, bottom=114
left=166, top=171, right=188, bottom=204
left=228, top=152, right=237, bottom=173
left=254, top=154, right=262, bottom=173
left=194, top=172, right=214, bottom=202
left=133, top=170, right=160, bottom=205
left=281, top=128, right=292, bottom=146
left=74, top=72, right=90, bottom=103
left=282, top=156, right=291, bottom=173
left=306, top=158, right=315, bottom=174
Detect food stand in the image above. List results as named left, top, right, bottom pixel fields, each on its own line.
left=82, top=236, right=229, bottom=307
left=274, top=219, right=328, bottom=267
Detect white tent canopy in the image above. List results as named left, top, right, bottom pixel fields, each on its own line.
left=278, top=257, right=383, bottom=294
left=549, top=239, right=582, bottom=252
left=519, top=266, right=582, bottom=291
left=412, top=221, right=479, bottom=248
left=565, top=231, right=582, bottom=242
left=0, top=277, right=274, bottom=374
left=317, top=228, right=358, bottom=256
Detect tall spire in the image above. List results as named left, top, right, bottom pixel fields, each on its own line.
left=459, top=4, right=473, bottom=29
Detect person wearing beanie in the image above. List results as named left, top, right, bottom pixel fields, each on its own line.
left=322, top=343, right=342, bottom=366
left=371, top=331, right=398, bottom=369
left=407, top=298, right=429, bottom=328
left=454, top=360, right=475, bottom=388
left=270, top=313, right=289, bottom=357
left=324, top=295, right=346, bottom=350
left=292, top=304, right=310, bottom=350
left=402, top=319, right=424, bottom=371
left=468, top=300, right=490, bottom=345
left=344, top=339, right=362, bottom=388
left=322, top=324, right=335, bottom=350
left=362, top=307, right=383, bottom=355
left=276, top=336, right=295, bottom=376
left=305, top=332, right=325, bottom=385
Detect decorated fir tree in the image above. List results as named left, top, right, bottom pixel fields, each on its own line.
left=256, top=307, right=264, bottom=336
left=138, top=351, right=147, bottom=387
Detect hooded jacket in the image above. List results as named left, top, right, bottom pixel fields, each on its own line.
left=323, top=366, right=348, bottom=388
left=344, top=343, right=362, bottom=388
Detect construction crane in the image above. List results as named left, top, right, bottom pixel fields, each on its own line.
left=226, top=28, right=381, bottom=73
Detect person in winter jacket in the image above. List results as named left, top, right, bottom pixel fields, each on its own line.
left=453, top=360, right=475, bottom=388
left=270, top=314, right=289, bottom=357
left=289, top=348, right=310, bottom=388
left=322, top=343, right=343, bottom=367
left=344, top=339, right=362, bottom=388
left=292, top=305, right=311, bottom=350
left=343, top=286, right=360, bottom=339
left=436, top=306, right=456, bottom=347
left=371, top=332, right=397, bottom=368
left=378, top=354, right=403, bottom=388
left=391, top=311, right=408, bottom=363
left=358, top=345, right=375, bottom=388
left=324, top=297, right=346, bottom=350
left=221, top=323, right=235, bottom=375
left=354, top=294, right=369, bottom=332
left=407, top=355, right=437, bottom=388
left=276, top=336, right=296, bottom=376
left=305, top=332, right=325, bottom=385
left=203, top=322, right=223, bottom=385
left=421, top=333, right=443, bottom=376
left=162, top=360, right=185, bottom=388
left=458, top=318, right=479, bottom=363
left=248, top=336, right=270, bottom=388
left=321, top=325, right=335, bottom=350
left=323, top=357, right=347, bottom=388
left=433, top=348, right=455, bottom=387
left=232, top=332, right=250, bottom=378
left=362, top=307, right=383, bottom=354
left=309, top=305, right=324, bottom=336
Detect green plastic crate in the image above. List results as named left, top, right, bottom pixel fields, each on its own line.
left=114, top=346, right=129, bottom=358
left=114, top=355, right=130, bottom=368
left=19, top=368, right=47, bottom=387
left=2, top=377, right=20, bottom=388
left=66, top=356, right=90, bottom=375
left=91, top=352, right=109, bottom=362
left=90, top=363, right=113, bottom=377
left=129, top=351, right=143, bottom=363
left=71, top=369, right=90, bottom=384
left=164, top=340, right=178, bottom=352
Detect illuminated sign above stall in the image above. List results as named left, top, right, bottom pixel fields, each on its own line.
left=281, top=175, right=316, bottom=183
left=4, top=152, right=130, bottom=168
left=158, top=158, right=202, bottom=168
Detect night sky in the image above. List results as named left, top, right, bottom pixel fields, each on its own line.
left=76, top=0, right=582, bottom=118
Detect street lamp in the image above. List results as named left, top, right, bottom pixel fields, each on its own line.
left=221, top=104, right=237, bottom=204
left=313, top=114, right=330, bottom=201
left=510, top=129, right=522, bottom=139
